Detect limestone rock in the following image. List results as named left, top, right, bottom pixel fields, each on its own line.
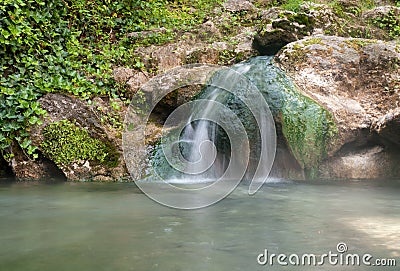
left=372, top=108, right=400, bottom=146
left=9, top=142, right=65, bottom=180
left=25, top=93, right=128, bottom=181
left=222, top=0, right=255, bottom=12
left=253, top=11, right=314, bottom=55
left=276, top=35, right=400, bottom=179
left=253, top=2, right=398, bottom=55
left=126, top=71, right=149, bottom=94
left=113, top=67, right=136, bottom=84
left=319, top=146, right=400, bottom=179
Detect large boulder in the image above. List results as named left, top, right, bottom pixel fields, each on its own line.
left=23, top=93, right=129, bottom=181
left=275, top=35, right=400, bottom=179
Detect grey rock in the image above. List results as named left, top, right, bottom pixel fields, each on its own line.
left=276, top=35, right=400, bottom=179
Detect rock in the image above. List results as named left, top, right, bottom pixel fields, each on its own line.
left=222, top=0, right=255, bottom=12
left=9, top=142, right=65, bottom=180
left=199, top=20, right=222, bottom=40
left=26, top=93, right=128, bottom=181
left=363, top=6, right=400, bottom=21
left=372, top=108, right=400, bottom=146
left=126, top=71, right=149, bottom=94
left=276, top=35, right=400, bottom=179
left=254, top=2, right=399, bottom=55
left=113, top=67, right=136, bottom=84
left=145, top=43, right=186, bottom=73
left=253, top=11, right=314, bottom=55
left=123, top=27, right=257, bottom=107
left=319, top=146, right=400, bottom=179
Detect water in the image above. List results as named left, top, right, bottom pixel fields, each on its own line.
left=153, top=57, right=277, bottom=186
left=1, top=179, right=399, bottom=270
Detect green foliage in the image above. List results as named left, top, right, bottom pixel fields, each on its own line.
left=373, top=10, right=400, bottom=39
left=41, top=120, right=119, bottom=167
left=280, top=0, right=306, bottom=12
left=0, top=0, right=222, bottom=161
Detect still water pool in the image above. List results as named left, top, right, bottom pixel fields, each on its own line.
left=0, top=179, right=399, bottom=271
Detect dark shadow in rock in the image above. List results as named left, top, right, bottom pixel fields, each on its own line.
left=0, top=155, right=14, bottom=179
left=270, top=122, right=304, bottom=180
left=253, top=38, right=288, bottom=56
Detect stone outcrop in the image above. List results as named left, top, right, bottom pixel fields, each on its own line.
left=14, top=93, right=129, bottom=181
left=253, top=2, right=396, bottom=55
left=275, top=35, right=400, bottom=179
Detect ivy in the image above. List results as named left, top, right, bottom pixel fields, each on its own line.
left=0, top=0, right=222, bottom=161
left=373, top=10, right=400, bottom=39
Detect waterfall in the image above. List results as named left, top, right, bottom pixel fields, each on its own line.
left=150, top=56, right=289, bottom=189
left=153, top=58, right=277, bottom=185
left=180, top=89, right=227, bottom=180
left=125, top=56, right=335, bottom=207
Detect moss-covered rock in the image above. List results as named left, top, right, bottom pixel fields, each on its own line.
left=276, top=35, right=400, bottom=179
left=237, top=56, right=337, bottom=177
left=150, top=56, right=338, bottom=179
left=253, top=1, right=399, bottom=56
left=41, top=120, right=118, bottom=168
left=21, top=93, right=128, bottom=181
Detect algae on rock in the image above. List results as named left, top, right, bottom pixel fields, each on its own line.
left=150, top=56, right=338, bottom=180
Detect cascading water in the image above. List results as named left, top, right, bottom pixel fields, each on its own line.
left=180, top=90, right=227, bottom=180
left=124, top=56, right=337, bottom=208
left=152, top=57, right=277, bottom=183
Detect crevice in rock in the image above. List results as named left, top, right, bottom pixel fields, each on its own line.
left=10, top=142, right=67, bottom=181
left=0, top=155, right=14, bottom=179
left=252, top=37, right=289, bottom=56
left=37, top=153, right=67, bottom=182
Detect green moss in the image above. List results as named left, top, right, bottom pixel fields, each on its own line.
left=241, top=57, right=338, bottom=178
left=284, top=46, right=309, bottom=66
left=302, top=37, right=323, bottom=46
left=344, top=39, right=377, bottom=51
left=281, top=94, right=338, bottom=174
left=41, top=120, right=119, bottom=167
left=285, top=12, right=313, bottom=27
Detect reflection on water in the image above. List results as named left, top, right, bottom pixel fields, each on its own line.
left=0, top=179, right=399, bottom=271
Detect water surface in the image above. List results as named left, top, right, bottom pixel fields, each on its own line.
left=0, top=179, right=399, bottom=270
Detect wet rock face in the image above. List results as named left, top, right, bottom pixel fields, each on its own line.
left=276, top=35, right=400, bottom=179
left=16, top=93, right=129, bottom=181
